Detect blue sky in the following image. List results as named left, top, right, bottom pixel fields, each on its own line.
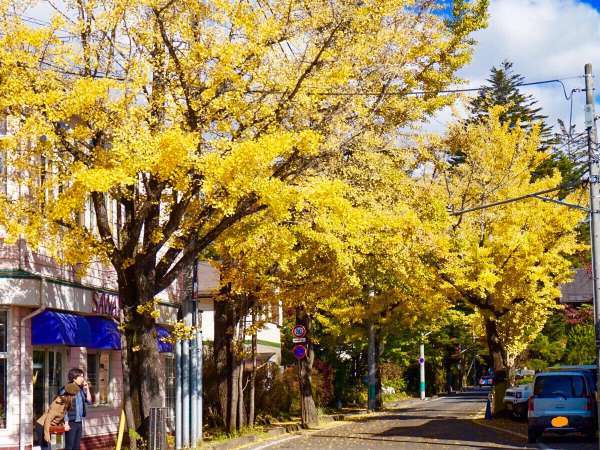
left=429, top=0, right=600, bottom=133
left=582, top=0, right=600, bottom=8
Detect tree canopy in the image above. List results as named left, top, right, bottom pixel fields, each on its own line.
left=0, top=0, right=488, bottom=435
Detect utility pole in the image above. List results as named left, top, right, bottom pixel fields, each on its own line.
left=584, top=63, right=600, bottom=444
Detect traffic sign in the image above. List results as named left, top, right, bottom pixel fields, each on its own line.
left=292, top=337, right=307, bottom=343
left=292, top=344, right=307, bottom=360
left=292, top=325, right=307, bottom=338
left=418, top=357, right=425, bottom=365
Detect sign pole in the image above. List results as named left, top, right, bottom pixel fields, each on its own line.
left=419, top=342, right=425, bottom=400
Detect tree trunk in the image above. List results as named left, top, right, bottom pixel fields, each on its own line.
left=214, top=295, right=238, bottom=433
left=118, top=308, right=137, bottom=450
left=484, top=317, right=508, bottom=415
left=296, top=306, right=318, bottom=427
left=119, top=281, right=163, bottom=443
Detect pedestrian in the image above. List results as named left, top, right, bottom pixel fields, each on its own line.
left=60, top=368, right=93, bottom=450
left=35, top=382, right=79, bottom=449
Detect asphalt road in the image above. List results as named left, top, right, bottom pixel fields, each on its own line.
left=244, top=389, right=598, bottom=450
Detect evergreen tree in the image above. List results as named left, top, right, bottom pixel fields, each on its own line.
left=467, top=60, right=553, bottom=145
left=466, top=61, right=581, bottom=194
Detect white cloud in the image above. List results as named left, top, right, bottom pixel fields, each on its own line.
left=428, top=0, right=600, bottom=133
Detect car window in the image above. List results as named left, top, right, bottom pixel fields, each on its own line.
left=534, top=376, right=587, bottom=398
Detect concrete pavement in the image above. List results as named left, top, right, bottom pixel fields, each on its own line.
left=241, top=389, right=598, bottom=450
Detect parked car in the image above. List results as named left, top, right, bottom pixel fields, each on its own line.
left=515, top=367, right=535, bottom=378
left=527, top=370, right=596, bottom=443
left=479, top=375, right=494, bottom=387
left=503, top=383, right=531, bottom=419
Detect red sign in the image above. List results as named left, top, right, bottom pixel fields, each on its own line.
left=292, top=325, right=307, bottom=338
left=93, top=292, right=120, bottom=320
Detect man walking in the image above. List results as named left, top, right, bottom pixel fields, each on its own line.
left=61, top=368, right=92, bottom=450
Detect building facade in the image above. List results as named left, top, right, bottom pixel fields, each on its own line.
left=0, top=239, right=179, bottom=450
left=0, top=245, right=281, bottom=450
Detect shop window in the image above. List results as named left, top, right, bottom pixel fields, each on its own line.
left=0, top=310, right=6, bottom=429
left=87, top=352, right=111, bottom=406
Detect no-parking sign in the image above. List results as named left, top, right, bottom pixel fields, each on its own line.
left=292, top=344, right=307, bottom=360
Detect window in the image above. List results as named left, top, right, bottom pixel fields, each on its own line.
left=534, top=375, right=588, bottom=398
left=0, top=311, right=6, bottom=429
left=165, top=355, right=175, bottom=424
left=87, top=352, right=111, bottom=406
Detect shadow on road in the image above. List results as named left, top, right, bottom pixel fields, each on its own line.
left=302, top=390, right=598, bottom=450
left=309, top=391, right=529, bottom=449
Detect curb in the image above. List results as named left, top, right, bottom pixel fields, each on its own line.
left=202, top=427, right=287, bottom=449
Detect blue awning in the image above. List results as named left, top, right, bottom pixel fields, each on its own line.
left=87, top=316, right=122, bottom=350
left=156, top=326, right=174, bottom=353
left=32, top=310, right=173, bottom=352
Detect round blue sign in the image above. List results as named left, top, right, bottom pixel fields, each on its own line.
left=293, top=344, right=307, bottom=360
left=418, top=357, right=425, bottom=365
left=292, top=325, right=307, bottom=338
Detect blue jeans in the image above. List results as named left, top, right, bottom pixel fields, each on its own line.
left=64, top=421, right=82, bottom=450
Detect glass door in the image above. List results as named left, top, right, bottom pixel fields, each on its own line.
left=32, top=350, right=45, bottom=421
left=32, top=350, right=63, bottom=419
left=48, top=351, right=62, bottom=405
left=33, top=349, right=64, bottom=447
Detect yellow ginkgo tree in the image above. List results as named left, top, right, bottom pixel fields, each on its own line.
left=434, top=108, right=585, bottom=409
left=0, top=0, right=487, bottom=434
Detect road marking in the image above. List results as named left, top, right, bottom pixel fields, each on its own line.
left=245, top=434, right=302, bottom=450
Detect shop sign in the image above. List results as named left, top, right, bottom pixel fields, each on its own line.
left=93, top=292, right=120, bottom=320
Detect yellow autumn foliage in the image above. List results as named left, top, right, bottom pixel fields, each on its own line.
left=437, top=107, right=586, bottom=370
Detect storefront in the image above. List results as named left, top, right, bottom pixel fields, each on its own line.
left=0, top=263, right=178, bottom=450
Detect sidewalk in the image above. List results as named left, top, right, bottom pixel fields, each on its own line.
left=201, top=396, right=436, bottom=450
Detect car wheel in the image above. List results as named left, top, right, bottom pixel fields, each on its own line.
left=513, top=403, right=525, bottom=420
left=527, top=427, right=539, bottom=444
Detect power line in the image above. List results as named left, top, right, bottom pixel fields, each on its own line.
left=247, top=77, right=584, bottom=98
left=449, top=180, right=585, bottom=216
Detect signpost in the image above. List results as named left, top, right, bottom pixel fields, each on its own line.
left=292, top=325, right=308, bottom=360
